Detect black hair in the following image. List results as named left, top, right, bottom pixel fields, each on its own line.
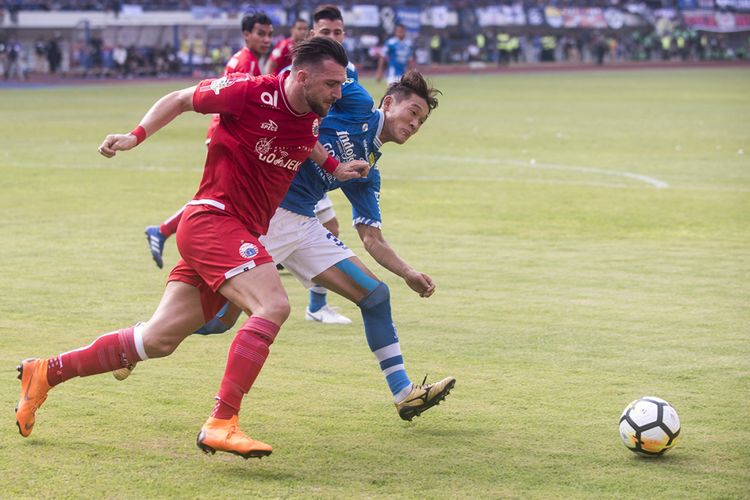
left=293, top=17, right=309, bottom=26
left=241, top=12, right=273, bottom=33
left=380, top=70, right=441, bottom=114
left=313, top=4, right=344, bottom=24
left=292, top=36, right=348, bottom=70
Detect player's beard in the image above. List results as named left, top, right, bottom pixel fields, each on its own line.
left=308, top=99, right=331, bottom=117
left=304, top=88, right=331, bottom=117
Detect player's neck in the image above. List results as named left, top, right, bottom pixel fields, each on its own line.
left=246, top=45, right=262, bottom=60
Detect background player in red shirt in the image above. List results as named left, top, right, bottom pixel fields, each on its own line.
left=265, top=17, right=308, bottom=76
left=15, top=37, right=368, bottom=459
left=147, top=12, right=274, bottom=266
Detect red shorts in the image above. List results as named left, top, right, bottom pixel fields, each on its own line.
left=168, top=204, right=274, bottom=321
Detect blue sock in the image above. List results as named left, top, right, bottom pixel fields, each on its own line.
left=308, top=285, right=327, bottom=313
left=359, top=282, right=412, bottom=399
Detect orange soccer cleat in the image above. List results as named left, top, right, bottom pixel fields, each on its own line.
left=196, top=415, right=273, bottom=459
left=15, top=358, right=52, bottom=437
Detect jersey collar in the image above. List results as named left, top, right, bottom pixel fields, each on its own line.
left=277, top=68, right=309, bottom=117
left=374, top=109, right=384, bottom=150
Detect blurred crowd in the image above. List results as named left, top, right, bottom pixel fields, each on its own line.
left=1, top=0, right=749, bottom=80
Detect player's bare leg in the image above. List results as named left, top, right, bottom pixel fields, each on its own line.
left=16, top=281, right=205, bottom=437
left=195, top=262, right=289, bottom=459
left=311, top=256, right=455, bottom=420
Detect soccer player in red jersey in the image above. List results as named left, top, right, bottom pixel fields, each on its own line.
left=265, top=17, right=308, bottom=76
left=15, top=37, right=368, bottom=459
left=148, top=12, right=274, bottom=266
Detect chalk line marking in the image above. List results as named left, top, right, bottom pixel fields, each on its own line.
left=393, top=154, right=670, bottom=189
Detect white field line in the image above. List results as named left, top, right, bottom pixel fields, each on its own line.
left=6, top=158, right=750, bottom=192
left=396, top=154, right=670, bottom=189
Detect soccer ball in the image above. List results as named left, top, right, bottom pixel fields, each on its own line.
left=619, top=396, right=681, bottom=457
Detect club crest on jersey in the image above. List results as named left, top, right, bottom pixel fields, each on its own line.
left=362, top=123, right=369, bottom=132
left=312, top=118, right=320, bottom=137
left=261, top=119, right=278, bottom=132
left=239, top=242, right=258, bottom=259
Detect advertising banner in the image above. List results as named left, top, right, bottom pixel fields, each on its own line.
left=683, top=9, right=750, bottom=30
left=344, top=5, right=380, bottom=28
left=475, top=5, right=526, bottom=27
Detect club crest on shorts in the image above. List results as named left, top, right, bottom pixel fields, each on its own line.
left=239, top=242, right=258, bottom=259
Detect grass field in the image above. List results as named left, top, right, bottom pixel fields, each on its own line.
left=1, top=68, right=749, bottom=498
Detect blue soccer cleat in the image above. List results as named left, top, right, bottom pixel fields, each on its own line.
left=144, top=226, right=166, bottom=269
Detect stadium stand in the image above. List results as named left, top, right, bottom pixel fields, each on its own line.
left=1, top=1, right=748, bottom=80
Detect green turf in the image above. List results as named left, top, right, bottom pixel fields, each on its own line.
left=1, top=68, right=748, bottom=498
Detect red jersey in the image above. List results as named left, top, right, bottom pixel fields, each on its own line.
left=225, top=46, right=262, bottom=77
left=191, top=72, right=321, bottom=236
left=206, top=47, right=262, bottom=139
left=267, top=38, right=295, bottom=75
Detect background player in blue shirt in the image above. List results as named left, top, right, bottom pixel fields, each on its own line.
left=376, top=23, right=415, bottom=85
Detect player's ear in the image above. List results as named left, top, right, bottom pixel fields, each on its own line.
left=381, top=94, right=394, bottom=112
left=296, top=68, right=309, bottom=85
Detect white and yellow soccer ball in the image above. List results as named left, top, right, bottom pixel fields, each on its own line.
left=619, top=396, right=681, bottom=457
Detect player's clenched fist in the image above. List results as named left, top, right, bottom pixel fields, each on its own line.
left=98, top=133, right=138, bottom=158
left=404, top=270, right=436, bottom=298
left=332, top=159, right=370, bottom=180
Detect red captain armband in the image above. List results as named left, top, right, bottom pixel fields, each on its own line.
left=321, top=155, right=339, bottom=174
left=129, top=125, right=147, bottom=145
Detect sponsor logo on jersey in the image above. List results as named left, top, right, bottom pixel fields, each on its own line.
left=260, top=91, right=279, bottom=107
left=255, top=137, right=274, bottom=155
left=239, top=242, right=258, bottom=259
left=312, top=118, right=320, bottom=137
left=255, top=137, right=302, bottom=171
left=261, top=119, right=278, bottom=132
left=208, top=76, right=237, bottom=95
left=336, top=130, right=355, bottom=163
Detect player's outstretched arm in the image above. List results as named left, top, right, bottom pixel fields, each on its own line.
left=308, top=142, right=370, bottom=180
left=98, top=86, right=196, bottom=158
left=356, top=224, right=436, bottom=298
left=375, top=55, right=386, bottom=83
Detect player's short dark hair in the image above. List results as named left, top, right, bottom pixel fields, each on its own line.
left=380, top=70, right=441, bottom=114
left=292, top=36, right=348, bottom=71
left=293, top=17, right=308, bottom=26
left=313, top=4, right=344, bottom=24
left=241, top=12, right=273, bottom=33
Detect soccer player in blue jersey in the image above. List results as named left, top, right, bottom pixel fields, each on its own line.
left=118, top=71, right=455, bottom=420
left=266, top=70, right=455, bottom=419
left=376, top=23, right=415, bottom=85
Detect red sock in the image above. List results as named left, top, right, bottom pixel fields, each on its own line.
left=46, top=327, right=142, bottom=387
left=211, top=317, right=280, bottom=420
left=159, top=206, right=185, bottom=237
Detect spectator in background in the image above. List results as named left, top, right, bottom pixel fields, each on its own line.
left=34, top=38, right=48, bottom=73
left=4, top=38, right=25, bottom=80
left=47, top=36, right=62, bottom=74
